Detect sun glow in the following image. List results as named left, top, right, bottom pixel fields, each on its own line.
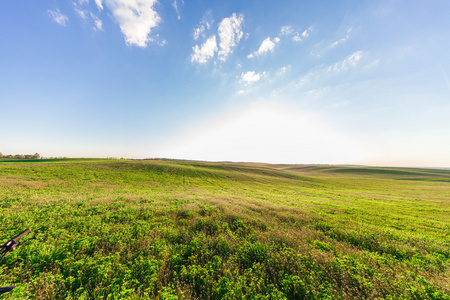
left=157, top=101, right=370, bottom=164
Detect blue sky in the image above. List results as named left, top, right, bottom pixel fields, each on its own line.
left=1, top=0, right=450, bottom=167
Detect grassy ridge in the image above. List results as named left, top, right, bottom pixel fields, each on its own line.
left=0, top=160, right=449, bottom=299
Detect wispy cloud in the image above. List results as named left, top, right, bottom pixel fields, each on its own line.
left=105, top=0, right=161, bottom=48
left=295, top=50, right=367, bottom=89
left=276, top=65, right=290, bottom=76
left=48, top=9, right=69, bottom=27
left=155, top=34, right=166, bottom=46
left=95, top=0, right=104, bottom=10
left=73, top=0, right=89, bottom=18
left=172, top=0, right=184, bottom=20
left=191, top=36, right=218, bottom=63
left=327, top=50, right=364, bottom=72
left=91, top=12, right=103, bottom=31
left=73, top=0, right=104, bottom=31
left=442, top=69, right=450, bottom=95
left=193, top=10, right=213, bottom=40
left=217, top=13, right=244, bottom=61
left=280, top=26, right=293, bottom=35
left=280, top=25, right=313, bottom=42
left=73, top=4, right=88, bottom=20
left=248, top=37, right=280, bottom=58
left=330, top=27, right=352, bottom=48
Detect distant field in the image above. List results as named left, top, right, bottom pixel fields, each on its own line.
left=0, top=159, right=449, bottom=299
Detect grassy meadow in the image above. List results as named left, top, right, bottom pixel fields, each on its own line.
left=0, top=159, right=449, bottom=299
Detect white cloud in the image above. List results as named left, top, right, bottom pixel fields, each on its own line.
left=191, top=36, right=218, bottom=63
left=259, top=37, right=279, bottom=53
left=95, top=0, right=104, bottom=10
left=327, top=50, right=364, bottom=72
left=240, top=71, right=261, bottom=85
left=105, top=0, right=161, bottom=48
left=193, top=10, right=213, bottom=40
left=330, top=27, right=352, bottom=48
left=249, top=37, right=280, bottom=58
left=190, top=12, right=243, bottom=63
left=281, top=25, right=313, bottom=42
left=48, top=9, right=69, bottom=26
left=218, top=13, right=244, bottom=61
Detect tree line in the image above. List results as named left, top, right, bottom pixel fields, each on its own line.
left=0, top=152, right=41, bottom=159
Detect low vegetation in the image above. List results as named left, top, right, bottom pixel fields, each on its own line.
left=0, top=159, right=449, bottom=299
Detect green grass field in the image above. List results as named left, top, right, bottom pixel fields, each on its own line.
left=0, top=159, right=449, bottom=299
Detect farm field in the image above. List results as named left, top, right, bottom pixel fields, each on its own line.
left=0, top=159, right=449, bottom=299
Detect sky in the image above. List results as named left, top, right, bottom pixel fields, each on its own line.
left=1, top=0, right=450, bottom=167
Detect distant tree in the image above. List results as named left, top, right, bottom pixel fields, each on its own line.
left=0, top=152, right=3, bottom=158
left=31, top=153, right=40, bottom=159
left=13, top=154, right=24, bottom=159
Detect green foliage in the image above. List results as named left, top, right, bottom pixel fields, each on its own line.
left=0, top=160, right=449, bottom=299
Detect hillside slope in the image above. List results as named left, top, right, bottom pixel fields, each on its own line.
left=0, top=159, right=449, bottom=299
